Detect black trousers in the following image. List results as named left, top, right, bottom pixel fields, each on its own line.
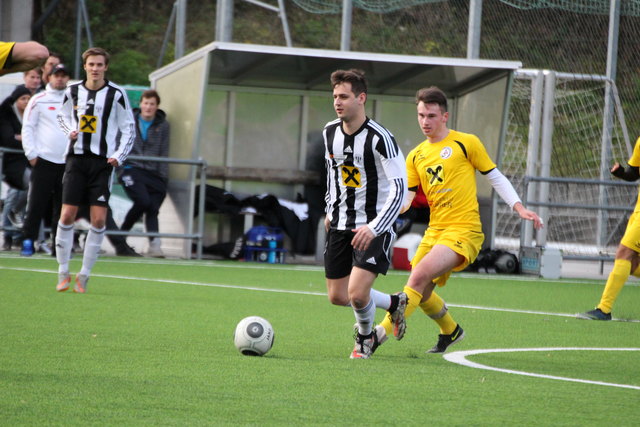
left=118, top=168, right=167, bottom=236
left=22, top=158, right=64, bottom=242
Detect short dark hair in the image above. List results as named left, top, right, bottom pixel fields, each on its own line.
left=82, top=47, right=110, bottom=65
left=140, top=89, right=161, bottom=105
left=24, top=68, right=42, bottom=77
left=415, top=86, right=448, bottom=113
left=330, top=69, right=368, bottom=96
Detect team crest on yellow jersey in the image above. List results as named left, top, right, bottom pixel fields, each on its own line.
left=80, top=115, right=98, bottom=133
left=341, top=165, right=361, bottom=188
left=440, top=147, right=453, bottom=159
left=425, top=164, right=444, bottom=186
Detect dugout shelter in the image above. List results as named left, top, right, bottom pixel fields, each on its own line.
left=149, top=42, right=521, bottom=258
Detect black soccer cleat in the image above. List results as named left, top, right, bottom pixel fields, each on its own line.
left=426, top=324, right=465, bottom=354
left=577, top=308, right=612, bottom=321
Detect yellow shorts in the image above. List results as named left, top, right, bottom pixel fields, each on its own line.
left=411, top=227, right=484, bottom=287
left=0, top=41, right=15, bottom=70
left=620, top=211, right=640, bottom=252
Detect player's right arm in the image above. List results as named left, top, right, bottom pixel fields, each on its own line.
left=0, top=41, right=48, bottom=76
left=57, top=88, right=76, bottom=140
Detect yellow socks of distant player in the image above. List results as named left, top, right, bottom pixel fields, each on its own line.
left=597, top=259, right=631, bottom=313
left=419, top=291, right=457, bottom=335
left=380, top=286, right=422, bottom=335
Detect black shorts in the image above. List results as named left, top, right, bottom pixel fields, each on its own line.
left=62, top=155, right=113, bottom=207
left=324, top=228, right=394, bottom=279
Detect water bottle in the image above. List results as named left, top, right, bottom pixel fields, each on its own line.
left=267, top=239, right=277, bottom=263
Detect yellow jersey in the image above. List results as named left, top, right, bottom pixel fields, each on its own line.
left=406, top=129, right=496, bottom=231
left=0, top=41, right=15, bottom=70
left=626, top=136, right=640, bottom=213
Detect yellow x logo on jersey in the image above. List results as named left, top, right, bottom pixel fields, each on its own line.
left=426, top=164, right=444, bottom=185
left=342, top=165, right=361, bottom=188
left=80, top=115, right=97, bottom=133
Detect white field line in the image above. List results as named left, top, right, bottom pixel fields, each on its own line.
left=2, top=253, right=639, bottom=287
left=0, top=263, right=638, bottom=322
left=444, top=347, right=640, bottom=390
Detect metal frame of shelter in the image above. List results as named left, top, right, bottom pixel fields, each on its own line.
left=150, top=42, right=522, bottom=256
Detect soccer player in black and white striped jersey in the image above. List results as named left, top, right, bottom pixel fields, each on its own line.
left=323, top=69, right=408, bottom=359
left=54, top=47, right=135, bottom=293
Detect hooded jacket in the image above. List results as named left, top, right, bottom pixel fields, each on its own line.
left=123, top=108, right=170, bottom=180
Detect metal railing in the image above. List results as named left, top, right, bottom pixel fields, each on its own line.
left=0, top=147, right=208, bottom=259
left=519, top=175, right=635, bottom=262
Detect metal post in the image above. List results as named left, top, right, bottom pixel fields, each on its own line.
left=537, top=70, right=556, bottom=247
left=175, top=0, right=186, bottom=59
left=340, top=0, right=352, bottom=51
left=215, top=0, right=234, bottom=42
left=74, top=0, right=82, bottom=79
left=597, top=0, right=620, bottom=247
left=157, top=2, right=177, bottom=68
left=277, top=0, right=293, bottom=47
left=467, top=0, right=482, bottom=59
left=80, top=0, right=93, bottom=47
left=522, top=70, right=544, bottom=247
left=196, top=158, right=207, bottom=260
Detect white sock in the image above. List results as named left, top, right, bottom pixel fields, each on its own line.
left=354, top=298, right=376, bottom=336
left=80, top=226, right=106, bottom=276
left=341, top=289, right=391, bottom=310
left=370, top=288, right=391, bottom=310
left=55, top=222, right=74, bottom=274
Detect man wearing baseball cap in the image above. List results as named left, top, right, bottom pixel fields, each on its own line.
left=21, top=63, right=72, bottom=256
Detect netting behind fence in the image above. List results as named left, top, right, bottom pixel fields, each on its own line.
left=496, top=75, right=637, bottom=257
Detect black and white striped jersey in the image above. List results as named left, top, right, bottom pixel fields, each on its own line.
left=57, top=79, right=135, bottom=165
left=323, top=117, right=407, bottom=236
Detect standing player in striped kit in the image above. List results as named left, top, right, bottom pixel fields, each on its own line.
left=323, top=69, right=408, bottom=359
left=55, top=47, right=135, bottom=293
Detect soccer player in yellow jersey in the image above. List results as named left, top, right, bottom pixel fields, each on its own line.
left=0, top=41, right=49, bottom=76
left=379, top=86, right=543, bottom=353
left=578, top=137, right=640, bottom=321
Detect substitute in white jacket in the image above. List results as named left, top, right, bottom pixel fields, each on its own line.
left=20, top=63, right=70, bottom=256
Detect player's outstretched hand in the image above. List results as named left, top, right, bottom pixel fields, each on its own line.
left=514, top=203, right=544, bottom=230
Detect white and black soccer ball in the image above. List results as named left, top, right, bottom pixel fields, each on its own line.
left=234, top=316, right=275, bottom=356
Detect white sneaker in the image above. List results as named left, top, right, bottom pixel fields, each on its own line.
left=147, top=238, right=164, bottom=258
left=74, top=274, right=89, bottom=293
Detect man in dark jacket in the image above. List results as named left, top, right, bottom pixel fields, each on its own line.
left=0, top=85, right=32, bottom=249
left=118, top=90, right=170, bottom=257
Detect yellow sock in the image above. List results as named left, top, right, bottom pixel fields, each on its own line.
left=597, top=259, right=631, bottom=313
left=380, top=286, right=422, bottom=335
left=632, top=264, right=640, bottom=278
left=420, top=291, right=457, bottom=335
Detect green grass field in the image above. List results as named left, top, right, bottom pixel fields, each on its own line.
left=1, top=253, right=638, bottom=425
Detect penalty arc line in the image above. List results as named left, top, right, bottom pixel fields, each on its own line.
left=443, top=347, right=640, bottom=390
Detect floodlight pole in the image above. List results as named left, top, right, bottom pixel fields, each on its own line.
left=340, top=0, right=352, bottom=51
left=467, top=0, right=482, bottom=59
left=175, top=0, right=187, bottom=59
left=215, top=0, right=234, bottom=41
left=73, top=0, right=93, bottom=79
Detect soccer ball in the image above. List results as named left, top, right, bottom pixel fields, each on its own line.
left=234, top=316, right=275, bottom=356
